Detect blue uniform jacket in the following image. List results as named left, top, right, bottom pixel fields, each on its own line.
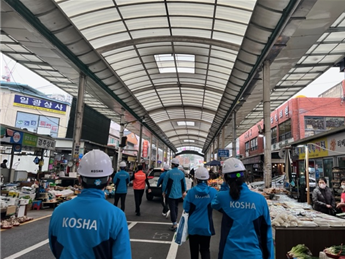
left=113, top=170, right=130, bottom=194
left=211, top=184, right=274, bottom=259
left=49, top=189, right=131, bottom=259
left=157, top=171, right=167, bottom=188
left=183, top=182, right=218, bottom=236
left=162, top=167, right=186, bottom=199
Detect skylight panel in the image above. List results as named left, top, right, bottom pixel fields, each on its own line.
left=155, top=54, right=195, bottom=73
left=177, top=121, right=195, bottom=126
left=184, top=140, right=195, bottom=142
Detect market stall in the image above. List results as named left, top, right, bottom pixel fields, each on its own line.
left=266, top=194, right=345, bottom=258
left=0, top=124, right=56, bottom=183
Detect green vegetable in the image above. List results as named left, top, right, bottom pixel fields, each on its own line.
left=325, top=244, right=344, bottom=256
left=287, top=244, right=314, bottom=258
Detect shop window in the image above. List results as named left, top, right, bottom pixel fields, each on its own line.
left=305, top=116, right=344, bottom=137
left=338, top=156, right=345, bottom=168
left=323, top=158, right=334, bottom=187
left=250, top=138, right=258, bottom=151
left=271, top=127, right=277, bottom=144
left=278, top=119, right=291, bottom=141
left=245, top=141, right=250, bottom=152
left=15, top=111, right=60, bottom=137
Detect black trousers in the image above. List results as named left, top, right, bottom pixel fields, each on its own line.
left=168, top=198, right=180, bottom=223
left=189, top=234, right=211, bottom=259
left=114, top=193, right=127, bottom=211
left=134, top=189, right=144, bottom=213
left=161, top=195, right=169, bottom=214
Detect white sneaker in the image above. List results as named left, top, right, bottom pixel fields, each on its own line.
left=162, top=212, right=166, bottom=217
left=166, top=210, right=170, bottom=218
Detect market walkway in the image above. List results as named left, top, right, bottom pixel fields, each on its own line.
left=1, top=187, right=223, bottom=259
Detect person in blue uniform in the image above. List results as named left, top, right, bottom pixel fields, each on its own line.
left=183, top=167, right=217, bottom=259
left=162, top=157, right=187, bottom=231
left=48, top=150, right=131, bottom=259
left=113, top=161, right=130, bottom=211
left=157, top=164, right=170, bottom=217
left=211, top=157, right=274, bottom=259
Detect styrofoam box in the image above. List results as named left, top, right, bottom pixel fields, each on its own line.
left=69, top=172, right=77, bottom=178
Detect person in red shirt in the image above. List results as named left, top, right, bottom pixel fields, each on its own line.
left=336, top=178, right=345, bottom=213
left=131, top=165, right=151, bottom=216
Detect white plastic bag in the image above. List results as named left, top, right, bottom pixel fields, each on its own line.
left=174, top=211, right=189, bottom=245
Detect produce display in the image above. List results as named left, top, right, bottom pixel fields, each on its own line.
left=287, top=244, right=318, bottom=259
left=323, top=245, right=344, bottom=258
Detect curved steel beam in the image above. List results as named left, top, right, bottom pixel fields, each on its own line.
left=96, top=36, right=240, bottom=54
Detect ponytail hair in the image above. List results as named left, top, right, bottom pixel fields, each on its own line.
left=224, top=173, right=244, bottom=200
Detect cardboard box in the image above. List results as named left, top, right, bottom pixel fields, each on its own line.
left=6, top=205, right=17, bottom=216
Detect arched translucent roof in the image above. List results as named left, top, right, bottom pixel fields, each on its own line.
left=1, top=0, right=345, bottom=153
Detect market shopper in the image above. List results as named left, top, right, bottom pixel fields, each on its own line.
left=113, top=161, right=130, bottom=212
left=211, top=157, right=274, bottom=259
left=157, top=164, right=170, bottom=217
left=162, top=157, right=187, bottom=231
left=183, top=167, right=217, bottom=259
left=312, top=177, right=336, bottom=215
left=336, top=178, right=345, bottom=212
left=131, top=165, right=150, bottom=216
left=1, top=159, right=7, bottom=168
left=48, top=149, right=131, bottom=259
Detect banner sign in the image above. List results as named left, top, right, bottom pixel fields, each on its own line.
left=13, top=94, right=67, bottom=114
left=142, top=140, right=148, bottom=158
left=218, top=149, right=229, bottom=158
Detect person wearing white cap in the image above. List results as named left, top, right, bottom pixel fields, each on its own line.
left=48, top=150, right=131, bottom=259
left=162, top=157, right=187, bottom=231
left=113, top=161, right=130, bottom=212
left=211, top=157, right=274, bottom=259
left=183, top=167, right=217, bottom=259
left=157, top=164, right=170, bottom=218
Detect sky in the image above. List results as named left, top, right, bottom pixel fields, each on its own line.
left=1, top=53, right=344, bottom=98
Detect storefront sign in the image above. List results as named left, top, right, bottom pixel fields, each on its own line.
left=271, top=138, right=294, bottom=151
left=328, top=132, right=345, bottom=155
left=297, top=137, right=328, bottom=160
left=22, top=133, right=38, bottom=147
left=0, top=128, right=24, bottom=144
left=37, top=137, right=56, bottom=150
left=13, top=94, right=67, bottom=114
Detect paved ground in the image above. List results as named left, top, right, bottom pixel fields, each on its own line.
left=1, top=187, right=223, bottom=259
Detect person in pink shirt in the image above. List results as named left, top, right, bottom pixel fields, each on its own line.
left=336, top=178, right=345, bottom=213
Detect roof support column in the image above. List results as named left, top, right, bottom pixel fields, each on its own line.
left=217, top=134, right=220, bottom=160
left=117, top=109, right=125, bottom=171
left=71, top=73, right=86, bottom=172
left=155, top=139, right=158, bottom=168
left=149, top=134, right=152, bottom=168
left=232, top=112, right=236, bottom=157
left=263, top=60, right=272, bottom=188
left=137, top=122, right=143, bottom=164
left=165, top=145, right=168, bottom=165
left=222, top=128, right=225, bottom=149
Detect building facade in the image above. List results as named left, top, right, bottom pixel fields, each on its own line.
left=0, top=82, right=70, bottom=138
left=239, top=93, right=345, bottom=180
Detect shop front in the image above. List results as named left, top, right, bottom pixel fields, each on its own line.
left=0, top=124, right=56, bottom=183
left=291, top=127, right=345, bottom=187
left=242, top=154, right=263, bottom=182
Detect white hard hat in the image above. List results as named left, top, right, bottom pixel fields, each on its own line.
left=119, top=161, right=126, bottom=167
left=78, top=149, right=113, bottom=178
left=171, top=157, right=179, bottom=165
left=163, top=164, right=170, bottom=171
left=195, top=167, right=209, bottom=180
left=222, top=157, right=246, bottom=176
